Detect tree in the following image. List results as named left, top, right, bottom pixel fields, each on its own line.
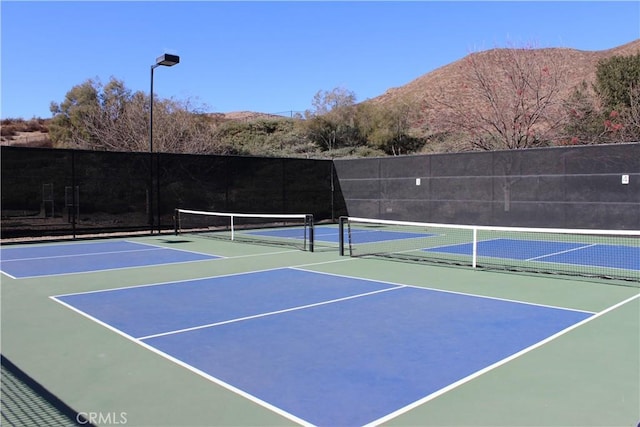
left=356, top=99, right=425, bottom=155
left=595, top=54, right=640, bottom=111
left=50, top=78, right=146, bottom=150
left=563, top=81, right=607, bottom=144
left=49, top=77, right=218, bottom=153
left=563, top=54, right=640, bottom=144
left=594, top=54, right=640, bottom=142
left=305, top=114, right=337, bottom=151
left=49, top=79, right=101, bottom=148
left=307, top=87, right=357, bottom=117
left=436, top=46, right=568, bottom=150
left=304, top=87, right=361, bottom=152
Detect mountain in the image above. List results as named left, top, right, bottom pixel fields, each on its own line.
left=368, top=39, right=640, bottom=135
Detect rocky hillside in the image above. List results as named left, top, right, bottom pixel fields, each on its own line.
left=368, top=39, right=640, bottom=134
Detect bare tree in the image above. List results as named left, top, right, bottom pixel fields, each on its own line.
left=621, top=84, right=640, bottom=141
left=306, top=87, right=356, bottom=117
left=436, top=46, right=569, bottom=150
left=431, top=46, right=571, bottom=212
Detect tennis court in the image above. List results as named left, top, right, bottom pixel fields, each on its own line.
left=425, top=238, right=640, bottom=270
left=1, top=220, right=639, bottom=426
left=0, top=240, right=220, bottom=279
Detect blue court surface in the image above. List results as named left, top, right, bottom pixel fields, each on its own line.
left=425, top=238, right=640, bottom=271
left=53, top=268, right=593, bottom=426
left=0, top=241, right=220, bottom=279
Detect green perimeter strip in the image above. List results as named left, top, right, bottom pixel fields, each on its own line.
left=1, top=355, right=93, bottom=427
left=382, top=294, right=640, bottom=427
left=0, top=239, right=322, bottom=427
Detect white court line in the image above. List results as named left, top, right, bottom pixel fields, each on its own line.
left=87, top=263, right=596, bottom=344
left=1, top=239, right=221, bottom=267
left=0, top=270, right=18, bottom=280
left=137, top=285, right=406, bottom=341
left=365, top=292, right=640, bottom=427
left=51, top=260, right=350, bottom=299
left=1, top=246, right=164, bottom=263
left=419, top=238, right=501, bottom=253
left=131, top=240, right=302, bottom=260
left=6, top=257, right=219, bottom=280
left=51, top=264, right=317, bottom=298
left=526, top=243, right=598, bottom=262
left=50, top=295, right=314, bottom=427
left=128, top=239, right=222, bottom=258
left=291, top=266, right=596, bottom=315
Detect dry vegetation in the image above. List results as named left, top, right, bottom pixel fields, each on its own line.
left=3, top=39, right=639, bottom=154
left=0, top=118, right=52, bottom=147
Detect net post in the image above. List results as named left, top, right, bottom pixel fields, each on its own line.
left=174, top=208, right=179, bottom=236
left=307, top=214, right=314, bottom=252
left=230, top=215, right=235, bottom=241
left=338, top=216, right=346, bottom=256
left=472, top=227, right=478, bottom=269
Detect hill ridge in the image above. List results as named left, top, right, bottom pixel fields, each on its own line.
left=367, top=39, right=640, bottom=135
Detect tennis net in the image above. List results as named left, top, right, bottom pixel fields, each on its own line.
left=175, top=209, right=314, bottom=251
left=339, top=216, right=640, bottom=283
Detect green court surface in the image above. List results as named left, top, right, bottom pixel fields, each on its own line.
left=1, top=234, right=639, bottom=427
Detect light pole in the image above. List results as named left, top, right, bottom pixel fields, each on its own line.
left=149, top=53, right=179, bottom=233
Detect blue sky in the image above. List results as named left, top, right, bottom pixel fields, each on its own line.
left=1, top=1, right=639, bottom=119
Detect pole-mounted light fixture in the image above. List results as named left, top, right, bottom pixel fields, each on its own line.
left=154, top=53, right=180, bottom=68
left=149, top=53, right=180, bottom=233
left=150, top=54, right=180, bottom=154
